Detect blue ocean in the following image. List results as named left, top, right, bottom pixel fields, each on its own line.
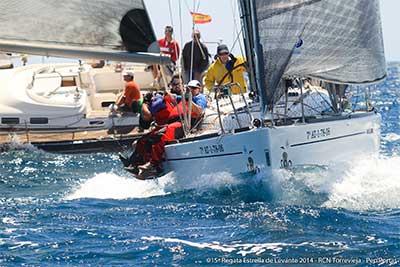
left=1, top=64, right=400, bottom=266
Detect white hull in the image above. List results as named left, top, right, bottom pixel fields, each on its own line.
left=164, top=112, right=380, bottom=177
left=0, top=62, right=154, bottom=133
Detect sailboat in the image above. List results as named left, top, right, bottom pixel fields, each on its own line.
left=0, top=0, right=386, bottom=167
left=0, top=0, right=171, bottom=152
left=154, top=0, right=386, bottom=179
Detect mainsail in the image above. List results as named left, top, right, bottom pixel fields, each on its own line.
left=0, top=0, right=169, bottom=64
left=246, top=0, right=386, bottom=108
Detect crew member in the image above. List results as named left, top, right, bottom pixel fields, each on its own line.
left=204, top=44, right=247, bottom=94
left=151, top=26, right=181, bottom=88
left=182, top=30, right=209, bottom=83
left=116, top=72, right=142, bottom=113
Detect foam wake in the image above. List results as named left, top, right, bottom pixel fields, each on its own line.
left=382, top=132, right=400, bottom=142
left=65, top=171, right=241, bottom=201
left=142, top=236, right=348, bottom=256
left=65, top=172, right=171, bottom=200
left=323, top=156, right=400, bottom=211
left=269, top=155, right=400, bottom=211
left=65, top=155, right=400, bottom=210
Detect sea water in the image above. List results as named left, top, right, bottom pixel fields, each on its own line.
left=1, top=64, right=400, bottom=266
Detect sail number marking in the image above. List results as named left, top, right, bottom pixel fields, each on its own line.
left=306, top=128, right=331, bottom=140
left=200, top=144, right=225, bottom=154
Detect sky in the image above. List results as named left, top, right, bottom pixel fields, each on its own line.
left=380, top=0, right=400, bottom=61
left=145, top=0, right=400, bottom=62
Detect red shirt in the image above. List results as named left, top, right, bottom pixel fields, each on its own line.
left=123, top=81, right=141, bottom=106
left=158, top=38, right=180, bottom=63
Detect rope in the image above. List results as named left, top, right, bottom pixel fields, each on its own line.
left=230, top=0, right=245, bottom=58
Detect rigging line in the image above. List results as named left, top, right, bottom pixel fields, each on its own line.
left=230, top=0, right=245, bottom=58
left=195, top=0, right=201, bottom=12
left=178, top=0, right=191, bottom=133
left=189, top=0, right=196, bottom=82
left=230, top=28, right=244, bottom=55
left=183, top=0, right=192, bottom=13
left=178, top=0, right=185, bottom=75
left=168, top=0, right=175, bottom=29
left=168, top=0, right=182, bottom=75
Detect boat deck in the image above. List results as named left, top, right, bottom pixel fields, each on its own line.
left=0, top=128, right=143, bottom=153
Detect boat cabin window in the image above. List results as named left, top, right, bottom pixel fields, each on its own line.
left=101, top=101, right=115, bottom=108
left=30, top=117, right=49, bottom=124
left=61, top=76, right=77, bottom=87
left=1, top=118, right=19, bottom=124
left=89, top=120, right=105, bottom=125
left=288, top=92, right=299, bottom=97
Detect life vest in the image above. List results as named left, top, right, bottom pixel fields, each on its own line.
left=170, top=101, right=202, bottom=120
left=151, top=94, right=179, bottom=125
left=151, top=94, right=203, bottom=126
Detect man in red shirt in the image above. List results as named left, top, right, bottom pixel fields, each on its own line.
left=116, top=72, right=142, bottom=113
left=151, top=26, right=180, bottom=88
left=158, top=26, right=180, bottom=63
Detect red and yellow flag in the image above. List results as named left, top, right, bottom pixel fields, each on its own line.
left=191, top=12, right=212, bottom=24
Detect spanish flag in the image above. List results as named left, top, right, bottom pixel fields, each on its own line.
left=191, top=12, right=212, bottom=24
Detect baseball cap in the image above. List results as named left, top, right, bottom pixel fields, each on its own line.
left=217, top=44, right=229, bottom=55
left=187, top=80, right=201, bottom=88
left=123, top=71, right=134, bottom=77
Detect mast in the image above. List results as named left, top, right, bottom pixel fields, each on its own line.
left=238, top=0, right=268, bottom=117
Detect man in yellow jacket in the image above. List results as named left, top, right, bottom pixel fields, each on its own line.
left=204, top=44, right=247, bottom=94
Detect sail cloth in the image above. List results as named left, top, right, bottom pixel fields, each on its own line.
left=253, top=0, right=386, bottom=107
left=0, top=0, right=169, bottom=64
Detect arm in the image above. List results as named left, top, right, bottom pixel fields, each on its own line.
left=141, top=103, right=152, bottom=121
left=116, top=90, right=126, bottom=106
left=191, top=102, right=203, bottom=117
left=191, top=94, right=207, bottom=116
left=176, top=42, right=180, bottom=60
left=182, top=43, right=189, bottom=70
left=204, top=66, right=215, bottom=94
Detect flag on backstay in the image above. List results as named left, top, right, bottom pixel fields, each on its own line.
left=191, top=12, right=212, bottom=24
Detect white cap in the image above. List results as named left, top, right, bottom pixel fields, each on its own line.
left=187, top=80, right=201, bottom=88
left=123, top=71, right=134, bottom=77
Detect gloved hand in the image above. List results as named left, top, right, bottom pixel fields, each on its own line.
left=184, top=92, right=190, bottom=100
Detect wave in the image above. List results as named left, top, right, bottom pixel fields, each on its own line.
left=0, top=135, right=39, bottom=152
left=382, top=132, right=400, bottom=142
left=64, top=171, right=242, bottom=201
left=323, top=155, right=400, bottom=211
left=269, top=155, right=400, bottom=211
left=65, top=154, right=400, bottom=212
left=64, top=172, right=171, bottom=200
left=141, top=236, right=348, bottom=256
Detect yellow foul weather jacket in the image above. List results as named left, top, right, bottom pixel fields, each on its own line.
left=204, top=56, right=247, bottom=94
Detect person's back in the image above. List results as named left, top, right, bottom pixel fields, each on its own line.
left=182, top=30, right=209, bottom=83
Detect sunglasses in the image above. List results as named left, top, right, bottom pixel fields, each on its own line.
left=189, top=86, right=200, bottom=89
left=171, top=82, right=180, bottom=86
left=218, top=52, right=229, bottom=56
